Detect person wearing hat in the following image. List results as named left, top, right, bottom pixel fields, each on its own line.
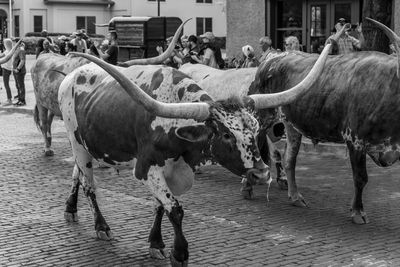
left=325, top=18, right=364, bottom=55
left=70, top=29, right=88, bottom=53
left=95, top=29, right=119, bottom=65
left=240, top=45, right=259, bottom=68
left=191, top=32, right=220, bottom=69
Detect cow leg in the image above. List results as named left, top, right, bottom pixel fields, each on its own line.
left=36, top=105, right=54, bottom=156
left=142, top=165, right=188, bottom=266
left=71, top=142, right=112, bottom=240
left=148, top=203, right=170, bottom=259
left=284, top=122, right=307, bottom=207
left=46, top=112, right=55, bottom=153
left=267, top=136, right=287, bottom=190
left=347, top=142, right=369, bottom=224
left=64, top=164, right=80, bottom=222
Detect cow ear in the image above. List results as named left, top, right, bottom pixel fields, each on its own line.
left=175, top=124, right=212, bottom=143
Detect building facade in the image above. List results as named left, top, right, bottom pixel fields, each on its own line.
left=227, top=0, right=400, bottom=59
left=0, top=0, right=226, bottom=39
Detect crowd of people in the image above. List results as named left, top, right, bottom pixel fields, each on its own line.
left=156, top=31, right=225, bottom=70
left=0, top=28, right=119, bottom=107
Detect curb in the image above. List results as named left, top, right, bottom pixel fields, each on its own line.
left=0, top=106, right=34, bottom=115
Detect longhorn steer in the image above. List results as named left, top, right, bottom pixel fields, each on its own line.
left=31, top=20, right=187, bottom=156
left=58, top=44, right=330, bottom=265
left=254, top=18, right=400, bottom=224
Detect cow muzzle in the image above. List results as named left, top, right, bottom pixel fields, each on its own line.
left=246, top=159, right=271, bottom=185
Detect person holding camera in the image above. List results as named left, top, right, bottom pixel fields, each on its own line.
left=326, top=18, right=364, bottom=55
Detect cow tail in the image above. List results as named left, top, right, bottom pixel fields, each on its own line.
left=33, top=104, right=41, bottom=131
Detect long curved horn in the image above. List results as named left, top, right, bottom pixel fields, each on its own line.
left=0, top=39, right=22, bottom=65
left=366, top=17, right=400, bottom=78
left=118, top=18, right=191, bottom=67
left=70, top=52, right=210, bottom=121
left=249, top=25, right=346, bottom=109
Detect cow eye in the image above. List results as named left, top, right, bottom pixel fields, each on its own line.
left=222, top=133, right=231, bottom=140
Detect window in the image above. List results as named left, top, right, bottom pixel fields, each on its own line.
left=196, top=0, right=212, bottom=3
left=14, top=15, right=19, bottom=37
left=76, top=16, right=96, bottom=34
left=34, top=15, right=43, bottom=33
left=196, top=17, right=212, bottom=36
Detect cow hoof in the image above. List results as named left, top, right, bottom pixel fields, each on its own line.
left=289, top=196, right=308, bottom=207
left=44, top=150, right=54, bottom=157
left=64, top=212, right=78, bottom=222
left=170, top=252, right=188, bottom=267
left=276, top=177, right=288, bottom=190
left=96, top=230, right=113, bottom=240
left=351, top=212, right=369, bottom=224
left=241, top=188, right=254, bottom=200
left=149, top=248, right=170, bottom=259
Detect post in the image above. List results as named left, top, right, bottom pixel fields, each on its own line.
left=9, top=0, right=12, bottom=37
left=157, top=0, right=160, bottom=16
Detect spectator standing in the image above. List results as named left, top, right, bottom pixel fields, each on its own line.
left=0, top=38, right=15, bottom=105
left=259, top=36, right=278, bottom=62
left=58, top=35, right=68, bottom=55
left=191, top=32, right=219, bottom=69
left=96, top=30, right=119, bottom=65
left=180, top=35, right=189, bottom=57
left=181, top=35, right=200, bottom=65
left=241, top=45, right=259, bottom=68
left=70, top=30, right=88, bottom=53
left=36, top=30, right=56, bottom=58
left=39, top=40, right=54, bottom=56
left=326, top=18, right=364, bottom=55
left=12, top=39, right=26, bottom=106
left=284, top=36, right=300, bottom=52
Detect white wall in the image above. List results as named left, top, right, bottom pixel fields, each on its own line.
left=123, top=0, right=227, bottom=37
left=13, top=0, right=112, bottom=36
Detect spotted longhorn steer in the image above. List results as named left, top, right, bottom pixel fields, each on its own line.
left=254, top=18, right=400, bottom=224
left=58, top=44, right=330, bottom=265
left=31, top=20, right=187, bottom=156
left=178, top=63, right=288, bottom=198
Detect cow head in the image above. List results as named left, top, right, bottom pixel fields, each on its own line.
left=173, top=98, right=267, bottom=183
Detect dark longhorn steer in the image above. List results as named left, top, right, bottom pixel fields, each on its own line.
left=58, top=44, right=330, bottom=266
left=254, top=18, right=400, bottom=224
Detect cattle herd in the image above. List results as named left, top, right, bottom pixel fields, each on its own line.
left=0, top=17, right=393, bottom=265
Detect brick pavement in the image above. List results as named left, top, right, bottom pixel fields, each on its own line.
left=1, top=111, right=400, bottom=266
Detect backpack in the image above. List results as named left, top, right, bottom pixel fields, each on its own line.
left=214, top=46, right=225, bottom=69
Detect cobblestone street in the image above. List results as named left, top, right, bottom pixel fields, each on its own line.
left=1, top=111, right=400, bottom=266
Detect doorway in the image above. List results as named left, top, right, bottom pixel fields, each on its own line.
left=307, top=0, right=360, bottom=53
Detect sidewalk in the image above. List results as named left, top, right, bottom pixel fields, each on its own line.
left=0, top=54, right=348, bottom=157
